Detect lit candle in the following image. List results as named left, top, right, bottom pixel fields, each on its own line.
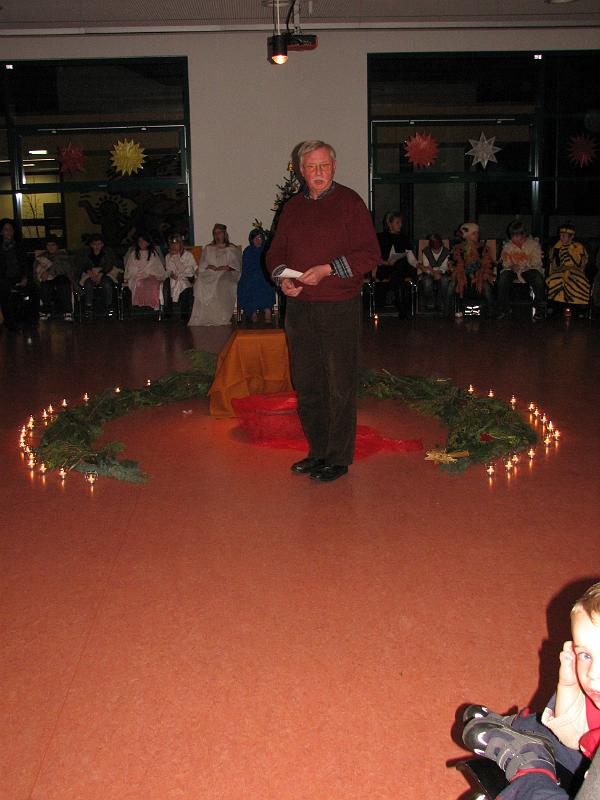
left=528, top=402, right=535, bottom=412
left=533, top=408, right=539, bottom=417
left=27, top=455, right=36, bottom=468
left=47, top=403, right=54, bottom=414
left=528, top=448, right=535, bottom=459
left=146, top=379, right=151, bottom=387
left=39, top=463, right=47, bottom=474
left=541, top=413, right=547, bottom=424
left=27, top=416, right=35, bottom=429
left=547, top=421, right=554, bottom=432
left=84, top=471, right=98, bottom=486
left=114, top=387, right=121, bottom=394
left=488, top=389, right=494, bottom=398
left=83, top=392, right=89, bottom=402
left=544, top=435, right=552, bottom=446
left=468, top=384, right=474, bottom=394
left=61, top=398, right=68, bottom=408
left=42, top=409, right=48, bottom=420
left=505, top=459, right=513, bottom=471
left=512, top=454, right=519, bottom=463
left=59, top=468, right=67, bottom=480
left=510, top=395, right=517, bottom=406
left=373, top=313, right=379, bottom=321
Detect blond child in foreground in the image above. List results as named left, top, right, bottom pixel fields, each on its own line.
left=542, top=581, right=600, bottom=758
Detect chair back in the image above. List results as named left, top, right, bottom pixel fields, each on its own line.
left=185, top=245, right=202, bottom=266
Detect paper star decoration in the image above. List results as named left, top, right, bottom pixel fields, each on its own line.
left=466, top=132, right=501, bottom=169
left=567, top=134, right=598, bottom=168
left=110, top=139, right=146, bottom=176
left=57, top=142, right=86, bottom=175
left=404, top=132, right=439, bottom=168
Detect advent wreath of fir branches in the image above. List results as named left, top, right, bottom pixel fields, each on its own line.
left=35, top=352, right=536, bottom=482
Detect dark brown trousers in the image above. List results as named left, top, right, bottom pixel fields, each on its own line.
left=285, top=295, right=361, bottom=466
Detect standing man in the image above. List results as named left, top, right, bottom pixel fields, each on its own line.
left=266, top=140, right=380, bottom=483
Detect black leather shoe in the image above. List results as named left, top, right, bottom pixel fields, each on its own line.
left=291, top=457, right=324, bottom=474
left=309, top=464, right=348, bottom=482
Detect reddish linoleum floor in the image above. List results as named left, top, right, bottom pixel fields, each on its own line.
left=1, top=313, right=599, bottom=800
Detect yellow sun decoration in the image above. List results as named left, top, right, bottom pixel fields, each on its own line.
left=110, top=139, right=146, bottom=176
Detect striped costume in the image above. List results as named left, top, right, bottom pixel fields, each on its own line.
left=546, top=240, right=590, bottom=306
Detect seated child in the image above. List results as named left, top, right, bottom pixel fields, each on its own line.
left=418, top=233, right=453, bottom=315
left=34, top=236, right=74, bottom=322
left=452, top=222, right=495, bottom=316
left=542, top=582, right=600, bottom=761
left=496, top=220, right=546, bottom=321
left=546, top=223, right=590, bottom=317
left=461, top=580, right=600, bottom=799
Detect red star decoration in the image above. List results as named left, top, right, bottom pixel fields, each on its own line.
left=567, top=134, right=598, bottom=168
left=58, top=142, right=86, bottom=175
left=404, top=132, right=439, bottom=168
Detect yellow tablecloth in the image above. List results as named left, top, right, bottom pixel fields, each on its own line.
left=208, top=329, right=293, bottom=417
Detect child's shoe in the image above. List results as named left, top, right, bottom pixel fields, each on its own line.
left=463, top=704, right=517, bottom=727
left=463, top=717, right=556, bottom=782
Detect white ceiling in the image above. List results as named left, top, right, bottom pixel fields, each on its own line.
left=1, top=0, right=600, bottom=34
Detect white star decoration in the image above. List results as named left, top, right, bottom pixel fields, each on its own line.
left=466, top=132, right=502, bottom=169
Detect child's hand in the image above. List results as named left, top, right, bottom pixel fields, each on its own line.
left=558, top=640, right=578, bottom=687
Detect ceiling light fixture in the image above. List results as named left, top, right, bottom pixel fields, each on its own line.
left=266, top=0, right=317, bottom=65
left=267, top=0, right=288, bottom=65
left=268, top=33, right=288, bottom=65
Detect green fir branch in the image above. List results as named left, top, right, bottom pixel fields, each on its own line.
left=34, top=357, right=536, bottom=483
left=359, top=369, right=536, bottom=473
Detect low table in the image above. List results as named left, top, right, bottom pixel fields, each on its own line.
left=208, top=329, right=293, bottom=417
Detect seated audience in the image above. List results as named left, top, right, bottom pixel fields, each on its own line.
left=237, top=227, right=275, bottom=323
left=452, top=222, right=495, bottom=316
left=0, top=218, right=37, bottom=331
left=376, top=210, right=418, bottom=319
left=418, top=233, right=453, bottom=316
left=163, top=234, right=196, bottom=320
left=34, top=236, right=74, bottom=322
left=546, top=223, right=590, bottom=317
left=76, top=233, right=123, bottom=318
left=496, top=220, right=546, bottom=321
left=124, top=232, right=166, bottom=311
left=188, top=223, right=241, bottom=327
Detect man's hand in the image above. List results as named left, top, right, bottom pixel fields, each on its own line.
left=298, top=264, right=331, bottom=286
left=280, top=277, right=303, bottom=297
left=558, top=641, right=578, bottom=687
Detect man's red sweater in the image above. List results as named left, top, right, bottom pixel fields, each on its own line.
left=266, top=183, right=380, bottom=302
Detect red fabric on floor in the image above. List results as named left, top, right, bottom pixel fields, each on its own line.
left=231, top=392, right=423, bottom=459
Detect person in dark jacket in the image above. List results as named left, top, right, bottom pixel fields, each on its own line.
left=0, top=218, right=36, bottom=331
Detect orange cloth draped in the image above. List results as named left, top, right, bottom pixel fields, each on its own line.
left=208, top=329, right=293, bottom=417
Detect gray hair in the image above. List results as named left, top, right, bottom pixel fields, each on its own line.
left=297, top=140, right=336, bottom=167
